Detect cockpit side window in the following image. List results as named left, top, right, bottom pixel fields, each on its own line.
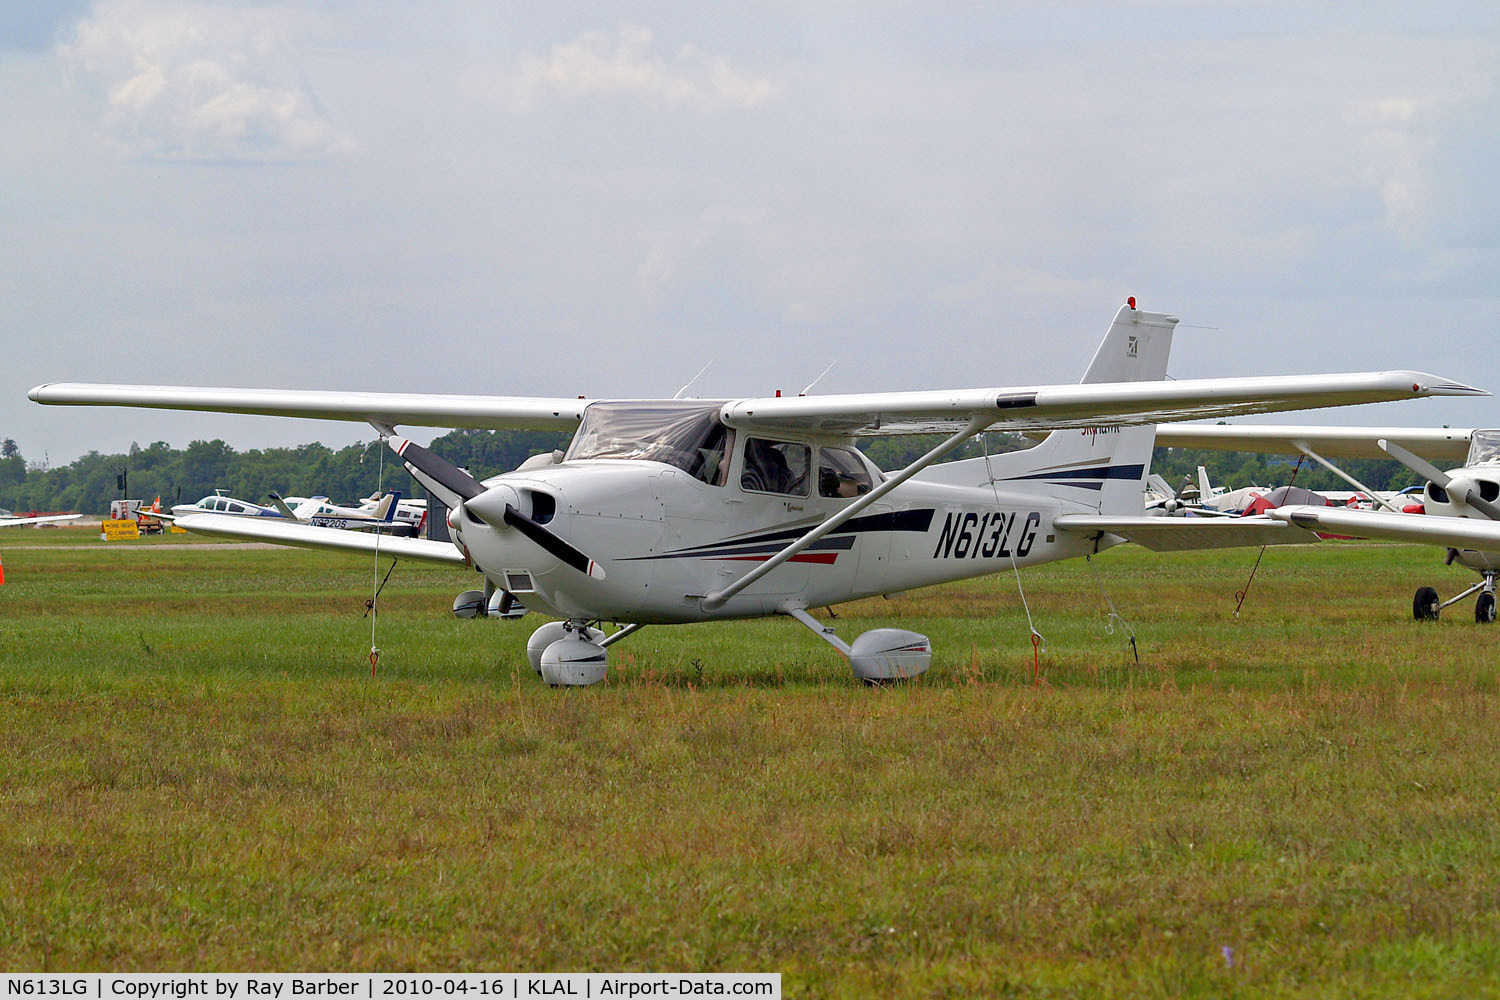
left=818, top=446, right=874, bottom=498
left=741, top=438, right=811, bottom=496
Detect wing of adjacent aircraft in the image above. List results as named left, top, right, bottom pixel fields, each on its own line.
left=173, top=513, right=466, bottom=565
left=1152, top=423, right=1475, bottom=460
left=1053, top=514, right=1318, bottom=551
left=0, top=513, right=82, bottom=528
left=1267, top=506, right=1500, bottom=550
left=31, top=371, right=1484, bottom=437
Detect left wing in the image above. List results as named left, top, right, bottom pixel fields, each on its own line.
left=719, top=372, right=1483, bottom=437
left=1268, top=506, right=1500, bottom=551
left=1054, top=514, right=1319, bottom=551
left=174, top=513, right=466, bottom=565
left=1, top=513, right=82, bottom=527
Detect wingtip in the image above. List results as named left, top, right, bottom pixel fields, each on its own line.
left=1402, top=372, right=1489, bottom=397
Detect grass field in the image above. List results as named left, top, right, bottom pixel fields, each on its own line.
left=3, top=528, right=1500, bottom=996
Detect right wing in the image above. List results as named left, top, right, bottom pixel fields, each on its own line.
left=1153, top=423, right=1475, bottom=460
left=174, top=513, right=467, bottom=565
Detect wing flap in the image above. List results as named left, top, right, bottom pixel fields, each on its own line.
left=1054, top=514, right=1319, bottom=551
left=174, top=513, right=467, bottom=564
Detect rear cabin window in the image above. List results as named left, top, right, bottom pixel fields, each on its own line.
left=818, top=446, right=874, bottom=498
left=741, top=438, right=810, bottom=496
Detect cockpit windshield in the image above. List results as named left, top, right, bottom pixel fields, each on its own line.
left=565, top=401, right=732, bottom=484
left=1466, top=429, right=1500, bottom=467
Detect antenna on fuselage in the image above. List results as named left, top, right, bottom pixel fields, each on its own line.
left=798, top=361, right=837, bottom=396
left=673, top=361, right=714, bottom=400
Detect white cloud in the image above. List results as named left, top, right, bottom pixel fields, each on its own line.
left=60, top=0, right=353, bottom=161
left=511, top=24, right=773, bottom=112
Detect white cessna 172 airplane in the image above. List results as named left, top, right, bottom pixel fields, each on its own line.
left=1153, top=422, right=1500, bottom=622
left=30, top=302, right=1484, bottom=683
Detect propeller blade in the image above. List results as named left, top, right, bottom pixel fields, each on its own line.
left=388, top=438, right=484, bottom=507
left=502, top=504, right=607, bottom=580
left=1381, top=438, right=1500, bottom=520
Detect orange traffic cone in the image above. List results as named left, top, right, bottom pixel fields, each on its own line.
left=0, top=553, right=6, bottom=585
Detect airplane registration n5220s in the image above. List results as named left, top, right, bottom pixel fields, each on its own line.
left=30, top=301, right=1485, bottom=684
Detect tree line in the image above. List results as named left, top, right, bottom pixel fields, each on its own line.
left=0, top=429, right=1415, bottom=515
left=0, top=430, right=569, bottom=515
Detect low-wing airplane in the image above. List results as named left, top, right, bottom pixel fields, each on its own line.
left=30, top=301, right=1485, bottom=682
left=1153, top=422, right=1500, bottom=621
left=171, top=490, right=289, bottom=520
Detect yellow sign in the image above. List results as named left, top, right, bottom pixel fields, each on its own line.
left=102, top=519, right=140, bottom=541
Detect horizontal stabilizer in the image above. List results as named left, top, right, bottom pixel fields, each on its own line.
left=1054, top=514, right=1319, bottom=551
left=0, top=513, right=82, bottom=528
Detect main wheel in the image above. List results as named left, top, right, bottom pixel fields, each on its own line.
left=1477, top=592, right=1497, bottom=624
left=1413, top=586, right=1440, bottom=621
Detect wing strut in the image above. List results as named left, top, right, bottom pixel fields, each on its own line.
left=1289, top=440, right=1403, bottom=513
left=701, top=415, right=988, bottom=611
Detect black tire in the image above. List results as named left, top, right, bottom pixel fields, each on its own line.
left=1477, top=593, right=1497, bottom=624
left=1414, top=586, right=1440, bottom=621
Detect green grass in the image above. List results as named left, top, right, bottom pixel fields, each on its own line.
left=3, top=527, right=1500, bottom=996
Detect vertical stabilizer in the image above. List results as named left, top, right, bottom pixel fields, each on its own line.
left=916, top=300, right=1179, bottom=514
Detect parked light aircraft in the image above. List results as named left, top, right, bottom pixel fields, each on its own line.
left=355, top=491, right=428, bottom=534
left=267, top=490, right=416, bottom=535
left=30, top=302, right=1484, bottom=683
left=1153, top=422, right=1500, bottom=621
left=171, top=490, right=287, bottom=520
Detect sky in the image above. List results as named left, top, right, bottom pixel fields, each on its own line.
left=3, top=1, right=1499, bottom=466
